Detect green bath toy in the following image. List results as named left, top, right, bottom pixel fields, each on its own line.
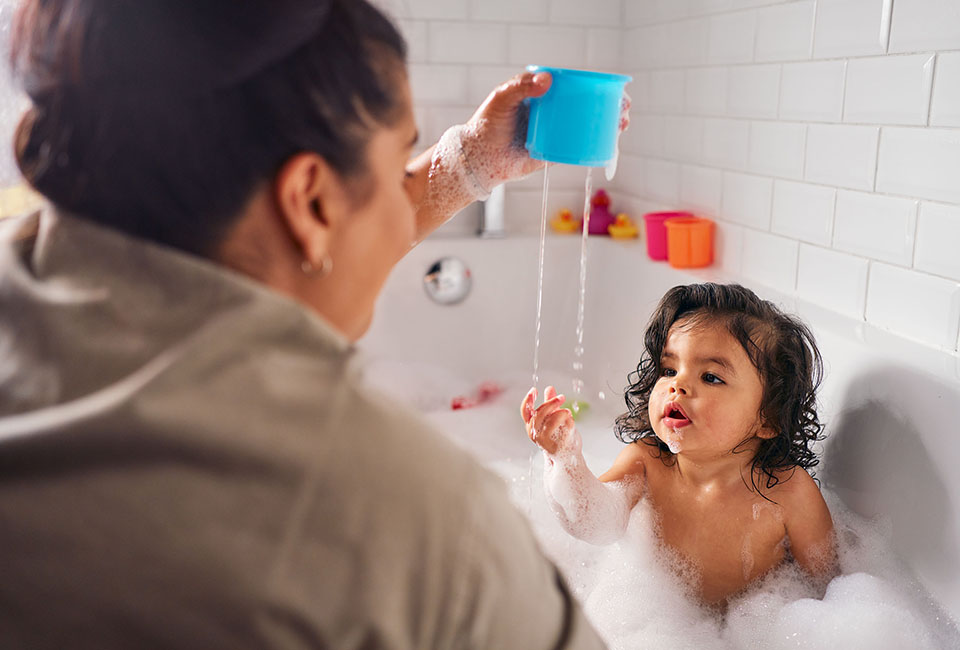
left=562, top=400, right=590, bottom=421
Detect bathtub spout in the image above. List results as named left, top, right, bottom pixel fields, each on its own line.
left=479, top=183, right=506, bottom=238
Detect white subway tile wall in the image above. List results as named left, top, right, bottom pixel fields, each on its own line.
left=391, top=0, right=960, bottom=350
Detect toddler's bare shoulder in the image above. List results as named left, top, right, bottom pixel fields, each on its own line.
left=767, top=467, right=824, bottom=508
left=599, top=440, right=653, bottom=483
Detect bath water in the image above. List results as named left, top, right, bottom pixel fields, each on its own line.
left=531, top=165, right=551, bottom=391
left=571, top=169, right=593, bottom=399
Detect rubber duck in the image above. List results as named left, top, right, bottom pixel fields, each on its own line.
left=587, top=189, right=616, bottom=235
left=608, top=213, right=639, bottom=239
left=550, top=208, right=581, bottom=234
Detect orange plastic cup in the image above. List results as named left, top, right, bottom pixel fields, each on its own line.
left=665, top=217, right=714, bottom=268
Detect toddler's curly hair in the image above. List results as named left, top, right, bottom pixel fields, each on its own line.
left=615, top=283, right=825, bottom=495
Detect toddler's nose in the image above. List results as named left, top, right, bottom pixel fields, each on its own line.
left=669, top=381, right=687, bottom=396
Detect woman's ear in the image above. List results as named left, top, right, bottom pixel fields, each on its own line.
left=274, top=152, right=347, bottom=269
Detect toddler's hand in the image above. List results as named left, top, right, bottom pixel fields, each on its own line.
left=521, top=386, right=581, bottom=457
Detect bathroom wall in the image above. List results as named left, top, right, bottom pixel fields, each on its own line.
left=615, top=0, right=960, bottom=353
left=390, top=0, right=960, bottom=353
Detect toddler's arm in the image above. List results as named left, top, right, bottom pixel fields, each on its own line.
left=782, top=472, right=839, bottom=586
left=521, top=387, right=637, bottom=545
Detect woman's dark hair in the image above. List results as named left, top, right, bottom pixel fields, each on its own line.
left=10, top=0, right=407, bottom=256
left=614, top=283, right=825, bottom=497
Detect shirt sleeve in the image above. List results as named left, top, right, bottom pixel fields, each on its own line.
left=448, top=466, right=607, bottom=650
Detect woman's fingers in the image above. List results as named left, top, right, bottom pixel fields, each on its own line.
left=483, top=71, right=552, bottom=116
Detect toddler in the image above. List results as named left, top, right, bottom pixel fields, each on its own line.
left=522, top=283, right=838, bottom=607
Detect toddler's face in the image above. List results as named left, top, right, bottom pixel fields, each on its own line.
left=648, top=319, right=769, bottom=457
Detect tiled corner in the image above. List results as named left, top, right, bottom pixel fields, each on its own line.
left=797, top=244, right=869, bottom=318
left=866, top=262, right=960, bottom=350
left=843, top=54, right=935, bottom=126
left=832, top=190, right=918, bottom=266
left=914, top=202, right=960, bottom=282
left=771, top=180, right=836, bottom=246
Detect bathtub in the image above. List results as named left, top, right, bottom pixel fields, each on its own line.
left=361, top=231, right=960, bottom=636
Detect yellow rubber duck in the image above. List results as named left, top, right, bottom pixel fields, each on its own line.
left=550, top=208, right=581, bottom=234
left=607, top=213, right=638, bottom=239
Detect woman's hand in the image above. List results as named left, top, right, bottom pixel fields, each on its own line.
left=409, top=71, right=631, bottom=242
left=521, top=386, right=581, bottom=457
left=458, top=71, right=553, bottom=190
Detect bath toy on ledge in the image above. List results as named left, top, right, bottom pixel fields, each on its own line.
left=550, top=208, right=581, bottom=234
left=587, top=189, right=616, bottom=235
left=607, top=213, right=638, bottom=239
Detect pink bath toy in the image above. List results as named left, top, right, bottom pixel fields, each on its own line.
left=642, top=211, right=694, bottom=260
left=587, top=189, right=616, bottom=235
left=451, top=381, right=504, bottom=410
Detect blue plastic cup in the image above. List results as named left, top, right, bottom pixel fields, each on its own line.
left=525, top=65, right=632, bottom=167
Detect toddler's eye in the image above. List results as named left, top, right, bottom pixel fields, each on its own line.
left=661, top=367, right=676, bottom=377
left=703, top=373, right=724, bottom=385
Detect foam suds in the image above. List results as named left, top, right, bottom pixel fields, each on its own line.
left=362, top=363, right=960, bottom=650
left=663, top=427, right=684, bottom=454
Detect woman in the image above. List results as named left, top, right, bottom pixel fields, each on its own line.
left=0, top=1, right=606, bottom=648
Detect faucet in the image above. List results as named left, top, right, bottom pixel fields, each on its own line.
left=479, top=183, right=506, bottom=238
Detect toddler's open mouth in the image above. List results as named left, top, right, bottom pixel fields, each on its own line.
left=662, top=401, right=691, bottom=428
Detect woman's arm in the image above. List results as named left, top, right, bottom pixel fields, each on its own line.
left=522, top=387, right=644, bottom=545
left=406, top=72, right=551, bottom=244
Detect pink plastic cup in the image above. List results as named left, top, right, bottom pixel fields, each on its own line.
left=642, top=211, right=694, bottom=261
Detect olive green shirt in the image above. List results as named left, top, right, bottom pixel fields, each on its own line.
left=0, top=210, right=604, bottom=649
